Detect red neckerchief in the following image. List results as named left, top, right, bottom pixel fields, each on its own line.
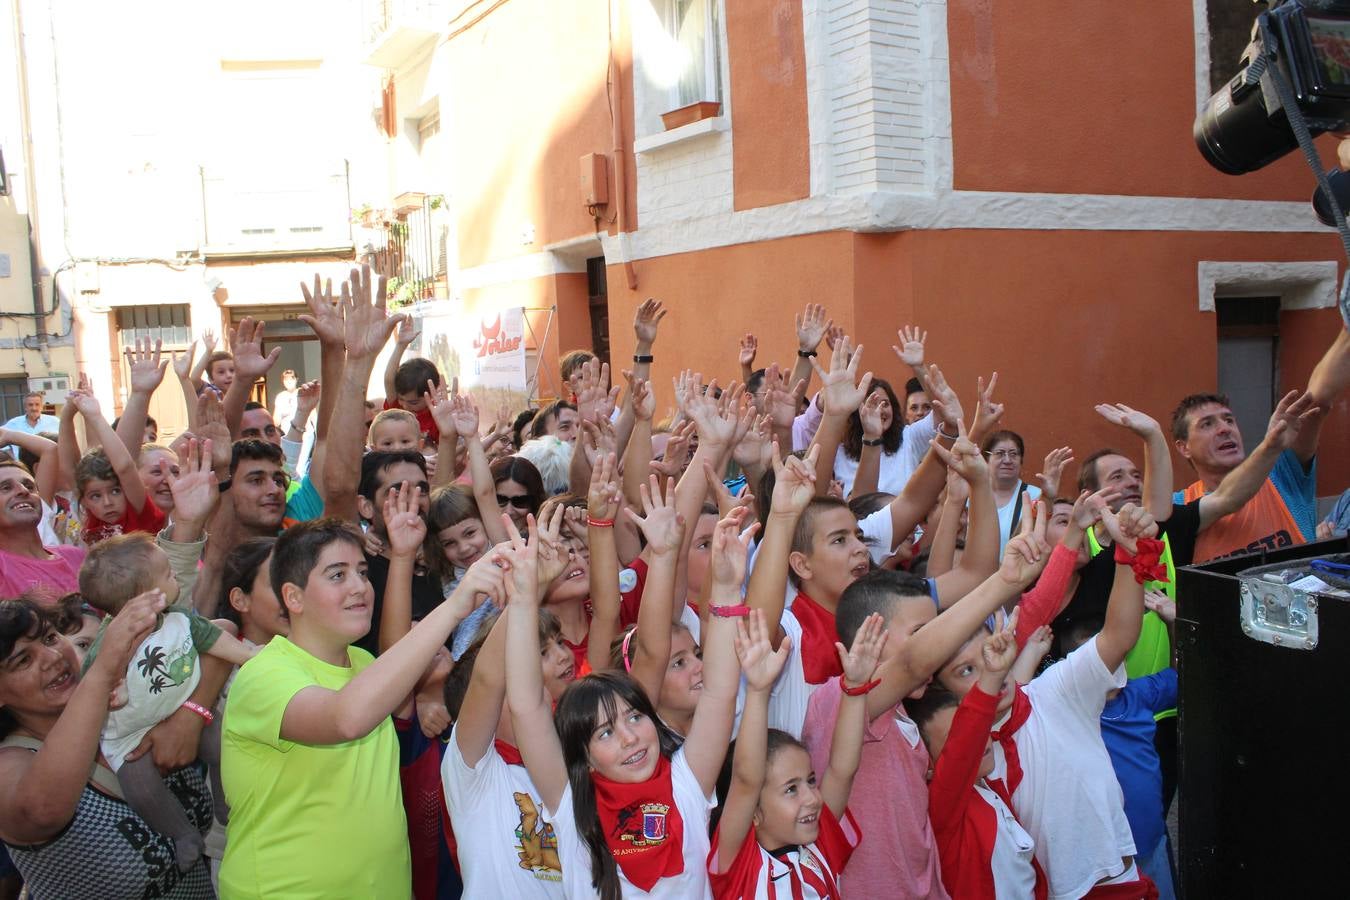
left=495, top=739, right=524, bottom=766
left=790, top=592, right=843, bottom=685
left=989, top=684, right=1033, bottom=794
left=591, top=754, right=684, bottom=891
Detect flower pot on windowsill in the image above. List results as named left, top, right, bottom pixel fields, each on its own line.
left=661, top=100, right=721, bottom=131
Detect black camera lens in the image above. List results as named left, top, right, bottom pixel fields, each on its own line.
left=1195, top=78, right=1313, bottom=175
left=1312, top=168, right=1350, bottom=225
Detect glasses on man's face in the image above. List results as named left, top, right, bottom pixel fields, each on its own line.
left=497, top=494, right=532, bottom=509
left=984, top=449, right=1021, bottom=462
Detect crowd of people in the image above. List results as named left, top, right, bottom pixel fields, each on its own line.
left=0, top=263, right=1347, bottom=900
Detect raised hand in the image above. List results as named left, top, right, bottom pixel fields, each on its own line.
left=944, top=462, right=971, bottom=504
left=580, top=416, right=617, bottom=467
left=294, top=381, right=321, bottom=423
left=298, top=274, right=346, bottom=348
left=892, top=325, right=927, bottom=369
left=126, top=337, right=169, bottom=393
left=762, top=364, right=806, bottom=429
left=342, top=265, right=397, bottom=360
left=1069, top=487, right=1117, bottom=531
left=1264, top=389, right=1321, bottom=451
left=1100, top=503, right=1157, bottom=555
left=737, top=333, right=758, bottom=369
left=998, top=495, right=1051, bottom=587
left=171, top=341, right=196, bottom=381
left=811, top=336, right=873, bottom=417
left=575, top=358, right=619, bottom=423
left=859, top=389, right=886, bottom=440
left=533, top=504, right=569, bottom=588
left=769, top=442, right=819, bottom=517
left=684, top=378, right=738, bottom=447
left=426, top=378, right=457, bottom=440
left=383, top=482, right=428, bottom=559
left=981, top=609, right=1020, bottom=679
left=625, top=474, right=685, bottom=557
left=650, top=420, right=695, bottom=480
left=1094, top=402, right=1163, bottom=438
left=930, top=420, right=988, bottom=484
left=587, top=452, right=622, bottom=522
left=455, top=540, right=509, bottom=614
left=228, top=317, right=282, bottom=381
left=395, top=314, right=419, bottom=347
left=67, top=382, right=100, bottom=418
left=732, top=413, right=773, bottom=473
left=672, top=368, right=697, bottom=416
left=1034, top=446, right=1075, bottom=500
left=625, top=372, right=656, bottom=422
left=966, top=374, right=1005, bottom=443
left=925, top=363, right=964, bottom=432
left=795, top=303, right=833, bottom=353
left=633, top=297, right=668, bottom=347
left=166, top=438, right=219, bottom=526
left=708, top=506, right=757, bottom=594
left=735, top=608, right=790, bottom=692
left=704, top=461, right=754, bottom=519
left=822, top=324, right=846, bottom=352
left=1023, top=624, right=1054, bottom=662
left=1144, top=589, right=1176, bottom=624
left=196, top=391, right=233, bottom=471
left=449, top=392, right=481, bottom=439
left=836, top=611, right=887, bottom=690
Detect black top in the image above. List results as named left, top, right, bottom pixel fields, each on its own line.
left=1050, top=499, right=1202, bottom=651
left=355, top=551, right=444, bottom=656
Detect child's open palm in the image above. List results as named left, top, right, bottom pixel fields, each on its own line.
left=625, top=474, right=683, bottom=557
left=836, top=612, right=887, bottom=689
left=383, top=483, right=427, bottom=558
left=735, top=609, right=790, bottom=692
left=770, top=443, right=819, bottom=516
left=587, top=452, right=622, bottom=522
left=981, top=609, right=1020, bottom=678
left=709, top=507, right=757, bottom=591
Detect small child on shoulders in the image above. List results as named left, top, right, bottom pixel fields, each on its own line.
left=384, top=317, right=442, bottom=445
left=63, top=388, right=165, bottom=545
left=79, top=533, right=256, bottom=872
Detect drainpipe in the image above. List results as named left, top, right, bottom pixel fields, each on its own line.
left=607, top=1, right=638, bottom=290
left=10, top=0, right=53, bottom=360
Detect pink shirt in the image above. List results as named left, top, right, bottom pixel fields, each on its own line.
left=802, top=676, right=950, bottom=900
left=0, top=544, right=85, bottom=604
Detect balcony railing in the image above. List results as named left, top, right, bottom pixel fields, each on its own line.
left=200, top=162, right=353, bottom=257
left=361, top=0, right=448, bottom=68
left=367, top=194, right=448, bottom=309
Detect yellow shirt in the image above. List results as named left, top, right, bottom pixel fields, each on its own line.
left=219, top=637, right=411, bottom=899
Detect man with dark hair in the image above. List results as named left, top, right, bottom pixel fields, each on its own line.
left=1170, top=387, right=1323, bottom=562
left=228, top=439, right=290, bottom=537
left=240, top=402, right=281, bottom=447
left=354, top=450, right=440, bottom=656
left=0, top=459, right=84, bottom=601
left=528, top=400, right=579, bottom=444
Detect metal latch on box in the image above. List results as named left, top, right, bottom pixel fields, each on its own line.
left=1238, top=575, right=1319, bottom=651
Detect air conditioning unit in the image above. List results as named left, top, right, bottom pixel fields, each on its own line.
left=29, top=374, right=70, bottom=406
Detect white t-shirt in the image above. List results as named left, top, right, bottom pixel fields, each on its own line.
left=100, top=609, right=208, bottom=770
left=973, top=781, right=1038, bottom=900
left=831, top=411, right=937, bottom=497
left=995, top=482, right=1041, bottom=558
left=549, top=747, right=714, bottom=899
left=994, top=636, right=1134, bottom=900
left=767, top=610, right=819, bottom=740
left=441, top=729, right=565, bottom=898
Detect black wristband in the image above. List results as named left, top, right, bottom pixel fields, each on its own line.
left=862, top=437, right=884, bottom=447
left=633, top=354, right=654, bottom=364
left=797, top=349, right=817, bottom=359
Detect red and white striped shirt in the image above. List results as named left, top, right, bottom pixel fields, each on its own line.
left=708, top=807, right=860, bottom=900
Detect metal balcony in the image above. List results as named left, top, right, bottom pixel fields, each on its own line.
left=200, top=162, right=354, bottom=259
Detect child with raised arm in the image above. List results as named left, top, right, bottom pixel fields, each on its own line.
left=935, top=504, right=1162, bottom=899
left=440, top=507, right=573, bottom=898
left=911, top=615, right=1048, bottom=900
left=219, top=509, right=507, bottom=899
left=383, top=316, right=442, bottom=445
left=506, top=509, right=750, bottom=899
left=63, top=384, right=166, bottom=544
left=708, top=610, right=885, bottom=899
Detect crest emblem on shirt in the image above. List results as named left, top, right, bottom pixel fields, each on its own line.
left=640, top=803, right=669, bottom=842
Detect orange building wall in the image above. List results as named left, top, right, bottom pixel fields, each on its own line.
left=445, top=0, right=635, bottom=271
left=946, top=0, right=1338, bottom=199
left=726, top=0, right=811, bottom=211
left=607, top=229, right=1348, bottom=495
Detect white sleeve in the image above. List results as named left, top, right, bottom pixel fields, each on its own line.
left=1026, top=635, right=1125, bottom=724
left=859, top=505, right=896, bottom=564
left=900, top=410, right=938, bottom=473
left=767, top=611, right=814, bottom=738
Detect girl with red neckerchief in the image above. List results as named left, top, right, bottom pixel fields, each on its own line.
left=505, top=509, right=750, bottom=899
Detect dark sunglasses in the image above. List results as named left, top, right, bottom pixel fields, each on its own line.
left=497, top=494, right=533, bottom=509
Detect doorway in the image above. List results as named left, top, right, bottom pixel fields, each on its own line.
left=1215, top=296, right=1280, bottom=447
left=587, top=256, right=610, bottom=368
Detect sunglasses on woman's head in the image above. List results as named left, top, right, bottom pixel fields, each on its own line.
left=497, top=494, right=532, bottom=508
